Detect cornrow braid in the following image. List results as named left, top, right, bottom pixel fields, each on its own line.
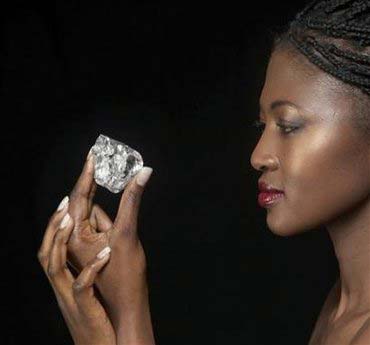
left=307, top=36, right=370, bottom=77
left=288, top=32, right=370, bottom=94
left=304, top=20, right=370, bottom=46
left=327, top=43, right=370, bottom=65
left=335, top=0, right=370, bottom=25
left=295, top=0, right=324, bottom=19
left=324, top=0, right=357, bottom=14
left=305, top=19, right=370, bottom=38
left=277, top=0, right=370, bottom=97
left=271, top=0, right=370, bottom=140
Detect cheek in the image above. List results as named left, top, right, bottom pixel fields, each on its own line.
left=266, top=130, right=370, bottom=235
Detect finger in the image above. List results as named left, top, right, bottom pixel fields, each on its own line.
left=113, top=167, right=153, bottom=238
left=38, top=196, right=70, bottom=271
left=47, top=212, right=75, bottom=295
left=68, top=149, right=96, bottom=222
left=88, top=180, right=97, bottom=211
left=90, top=204, right=113, bottom=233
left=72, top=246, right=111, bottom=312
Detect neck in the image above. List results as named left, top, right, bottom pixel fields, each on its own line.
left=326, top=195, right=370, bottom=320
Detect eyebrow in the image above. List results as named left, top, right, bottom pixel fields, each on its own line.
left=260, top=100, right=301, bottom=112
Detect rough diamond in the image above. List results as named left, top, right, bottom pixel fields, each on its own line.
left=90, top=134, right=144, bottom=193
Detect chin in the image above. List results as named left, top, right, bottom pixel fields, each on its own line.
left=265, top=212, right=312, bottom=237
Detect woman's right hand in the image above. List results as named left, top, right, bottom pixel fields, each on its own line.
left=38, top=199, right=116, bottom=345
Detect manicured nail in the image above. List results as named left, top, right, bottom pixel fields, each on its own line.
left=60, top=213, right=71, bottom=229
left=57, top=196, right=69, bottom=212
left=136, top=167, right=153, bottom=187
left=97, top=246, right=111, bottom=259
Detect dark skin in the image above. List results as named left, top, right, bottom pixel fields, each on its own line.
left=39, top=151, right=155, bottom=345
left=40, top=46, right=370, bottom=344
left=38, top=199, right=116, bottom=345
left=251, top=47, right=370, bottom=344
left=66, top=152, right=154, bottom=344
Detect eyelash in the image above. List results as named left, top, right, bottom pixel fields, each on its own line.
left=251, top=119, right=299, bottom=135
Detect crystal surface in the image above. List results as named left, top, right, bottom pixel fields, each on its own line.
left=90, top=134, right=144, bottom=193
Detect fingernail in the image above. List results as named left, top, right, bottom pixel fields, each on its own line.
left=60, top=213, right=71, bottom=229
left=136, top=167, right=153, bottom=187
left=57, top=196, right=69, bottom=212
left=97, top=246, right=111, bottom=259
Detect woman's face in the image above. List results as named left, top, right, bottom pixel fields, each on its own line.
left=250, top=48, right=370, bottom=236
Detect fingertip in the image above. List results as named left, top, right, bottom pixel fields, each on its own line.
left=86, top=148, right=95, bottom=167
left=87, top=148, right=93, bottom=160
left=96, top=246, right=111, bottom=260
left=78, top=148, right=95, bottom=179
left=59, top=213, right=74, bottom=240
left=136, top=166, right=153, bottom=187
left=97, top=253, right=110, bottom=268
left=56, top=195, right=69, bottom=212
left=60, top=213, right=72, bottom=229
left=92, top=249, right=111, bottom=272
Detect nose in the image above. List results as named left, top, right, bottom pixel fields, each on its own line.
left=250, top=136, right=279, bottom=172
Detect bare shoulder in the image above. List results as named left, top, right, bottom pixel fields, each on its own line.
left=350, top=316, right=370, bottom=345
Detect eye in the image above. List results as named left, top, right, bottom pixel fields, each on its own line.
left=250, top=119, right=299, bottom=135
left=276, top=123, right=299, bottom=134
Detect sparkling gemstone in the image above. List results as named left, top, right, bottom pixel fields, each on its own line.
left=90, top=134, right=144, bottom=193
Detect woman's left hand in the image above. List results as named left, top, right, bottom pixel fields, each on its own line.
left=38, top=201, right=116, bottom=345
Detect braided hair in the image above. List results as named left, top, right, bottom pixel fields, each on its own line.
left=272, top=0, right=370, bottom=139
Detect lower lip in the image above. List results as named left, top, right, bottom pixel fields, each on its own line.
left=258, top=192, right=284, bottom=207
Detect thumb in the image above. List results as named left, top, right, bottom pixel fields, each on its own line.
left=113, top=166, right=153, bottom=237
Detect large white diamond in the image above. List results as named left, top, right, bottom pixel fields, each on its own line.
left=90, top=134, right=144, bottom=193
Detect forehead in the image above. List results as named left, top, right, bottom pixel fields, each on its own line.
left=259, top=49, right=353, bottom=119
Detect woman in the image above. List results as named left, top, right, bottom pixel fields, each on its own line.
left=38, top=0, right=370, bottom=344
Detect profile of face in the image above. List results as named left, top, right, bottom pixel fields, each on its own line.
left=250, top=47, right=370, bottom=237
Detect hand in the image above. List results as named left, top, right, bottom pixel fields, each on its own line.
left=65, top=150, right=155, bottom=344
left=38, top=200, right=116, bottom=345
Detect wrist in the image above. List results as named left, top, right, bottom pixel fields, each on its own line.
left=115, top=300, right=155, bottom=345
left=95, top=275, right=150, bottom=324
left=94, top=275, right=155, bottom=345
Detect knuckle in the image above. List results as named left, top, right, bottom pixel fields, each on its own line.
left=47, top=266, right=59, bottom=278
left=47, top=213, right=58, bottom=228
left=72, top=280, right=85, bottom=294
left=84, top=260, right=98, bottom=274
left=126, top=190, right=138, bottom=204
left=37, top=250, right=47, bottom=266
left=87, top=260, right=97, bottom=269
left=47, top=214, right=54, bottom=226
left=69, top=189, right=80, bottom=200
left=53, top=230, right=65, bottom=244
left=90, top=261, right=101, bottom=272
left=120, top=224, right=135, bottom=237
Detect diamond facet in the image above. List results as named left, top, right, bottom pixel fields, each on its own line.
left=90, top=134, right=144, bottom=193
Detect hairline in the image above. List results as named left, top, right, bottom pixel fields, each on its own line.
left=271, top=37, right=370, bottom=144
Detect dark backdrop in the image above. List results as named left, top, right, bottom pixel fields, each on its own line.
left=3, top=1, right=339, bottom=344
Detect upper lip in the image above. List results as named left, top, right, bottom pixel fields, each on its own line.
left=258, top=180, right=284, bottom=193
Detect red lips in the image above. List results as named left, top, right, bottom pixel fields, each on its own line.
left=258, top=181, right=284, bottom=207
left=258, top=181, right=284, bottom=193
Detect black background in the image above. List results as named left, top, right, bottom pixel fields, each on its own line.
left=4, top=1, right=339, bottom=344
